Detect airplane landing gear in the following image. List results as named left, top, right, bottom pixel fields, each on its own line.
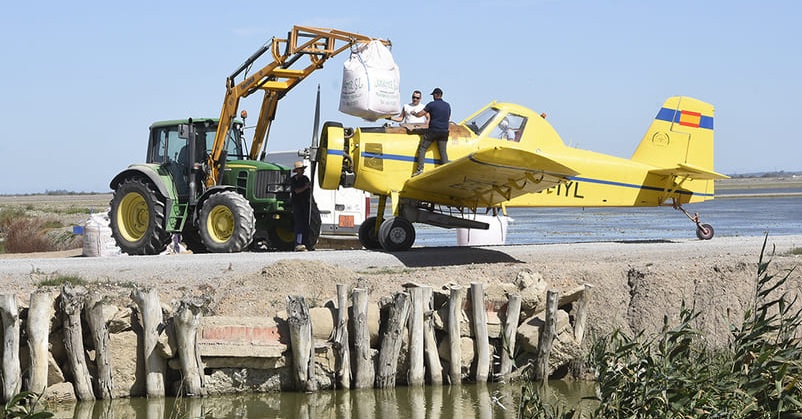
left=378, top=216, right=416, bottom=251
left=673, top=200, right=714, bottom=240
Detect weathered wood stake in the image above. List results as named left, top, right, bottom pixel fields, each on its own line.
left=86, top=293, right=113, bottom=399
left=27, top=291, right=52, bottom=395
left=447, top=285, right=463, bottom=385
left=422, top=286, right=443, bottom=384
left=535, top=290, right=559, bottom=382
left=573, top=284, right=593, bottom=345
left=470, top=282, right=490, bottom=383
left=376, top=292, right=410, bottom=388
left=131, top=287, right=166, bottom=397
left=174, top=296, right=209, bottom=397
left=61, top=285, right=95, bottom=401
left=499, top=294, right=522, bottom=378
left=407, top=287, right=425, bottom=386
left=334, top=284, right=351, bottom=389
left=286, top=295, right=317, bottom=392
left=0, top=294, right=21, bottom=402
left=352, top=288, right=374, bottom=388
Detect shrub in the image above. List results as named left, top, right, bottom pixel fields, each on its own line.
left=519, top=237, right=802, bottom=418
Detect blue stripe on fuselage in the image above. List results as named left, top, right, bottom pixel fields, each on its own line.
left=354, top=150, right=714, bottom=198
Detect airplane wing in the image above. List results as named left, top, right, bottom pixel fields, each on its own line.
left=401, top=147, right=578, bottom=208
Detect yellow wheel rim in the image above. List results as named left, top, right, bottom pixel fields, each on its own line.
left=206, top=204, right=234, bottom=243
left=117, top=191, right=149, bottom=242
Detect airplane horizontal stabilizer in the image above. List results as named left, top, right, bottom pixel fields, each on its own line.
left=649, top=162, right=729, bottom=180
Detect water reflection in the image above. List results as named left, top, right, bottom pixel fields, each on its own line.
left=46, top=381, right=596, bottom=418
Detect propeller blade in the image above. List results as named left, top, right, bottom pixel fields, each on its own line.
left=308, top=85, right=321, bottom=228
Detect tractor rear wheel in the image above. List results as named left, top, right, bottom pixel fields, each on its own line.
left=198, top=191, right=255, bottom=253
left=109, top=177, right=171, bottom=255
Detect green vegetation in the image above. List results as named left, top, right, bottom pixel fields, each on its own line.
left=519, top=238, right=802, bottom=418
left=35, top=275, right=88, bottom=288
left=786, top=247, right=802, bottom=256
left=3, top=391, right=53, bottom=418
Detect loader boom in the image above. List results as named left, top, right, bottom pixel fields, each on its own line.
left=208, top=25, right=391, bottom=187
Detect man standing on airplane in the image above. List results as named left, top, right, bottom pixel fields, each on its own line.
left=411, top=87, right=451, bottom=176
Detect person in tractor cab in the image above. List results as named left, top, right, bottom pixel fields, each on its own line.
left=290, top=161, right=312, bottom=251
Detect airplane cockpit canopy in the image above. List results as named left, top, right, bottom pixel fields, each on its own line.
left=465, top=107, right=528, bottom=143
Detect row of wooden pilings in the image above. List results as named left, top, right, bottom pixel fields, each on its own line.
left=0, top=281, right=589, bottom=402
left=286, top=281, right=589, bottom=392
left=0, top=285, right=207, bottom=402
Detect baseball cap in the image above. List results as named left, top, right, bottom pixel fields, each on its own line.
left=430, top=88, right=443, bottom=96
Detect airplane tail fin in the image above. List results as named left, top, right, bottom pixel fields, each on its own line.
left=631, top=96, right=725, bottom=180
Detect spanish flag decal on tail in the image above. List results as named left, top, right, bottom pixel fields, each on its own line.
left=678, top=110, right=702, bottom=128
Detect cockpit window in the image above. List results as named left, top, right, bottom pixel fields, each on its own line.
left=492, top=113, right=527, bottom=142
left=466, top=108, right=499, bottom=135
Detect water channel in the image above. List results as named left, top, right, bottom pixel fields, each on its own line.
left=46, top=382, right=597, bottom=418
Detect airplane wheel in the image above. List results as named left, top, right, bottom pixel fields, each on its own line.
left=696, top=223, right=714, bottom=240
left=358, top=216, right=382, bottom=250
left=378, top=216, right=416, bottom=251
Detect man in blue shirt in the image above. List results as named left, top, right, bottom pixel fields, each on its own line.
left=411, top=87, right=451, bottom=176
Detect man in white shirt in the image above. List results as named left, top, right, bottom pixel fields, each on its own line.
left=390, top=90, right=429, bottom=125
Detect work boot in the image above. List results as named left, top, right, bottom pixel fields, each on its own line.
left=294, top=244, right=307, bottom=252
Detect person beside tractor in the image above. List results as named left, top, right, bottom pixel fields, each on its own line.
left=290, top=161, right=312, bottom=251
left=411, top=87, right=451, bottom=176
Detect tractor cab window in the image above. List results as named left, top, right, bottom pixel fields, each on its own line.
left=148, top=127, right=185, bottom=164
left=491, top=113, right=527, bottom=142
left=202, top=123, right=246, bottom=160
left=466, top=108, right=500, bottom=135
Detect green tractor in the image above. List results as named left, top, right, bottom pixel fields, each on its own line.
left=108, top=118, right=320, bottom=255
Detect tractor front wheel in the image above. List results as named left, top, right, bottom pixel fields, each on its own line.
left=109, top=177, right=171, bottom=255
left=199, top=191, right=255, bottom=253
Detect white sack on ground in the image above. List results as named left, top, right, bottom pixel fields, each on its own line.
left=339, top=40, right=400, bottom=121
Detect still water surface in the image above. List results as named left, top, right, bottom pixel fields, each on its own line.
left=49, top=382, right=597, bottom=418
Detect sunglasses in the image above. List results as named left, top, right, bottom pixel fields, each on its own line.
left=412, top=96, right=421, bottom=99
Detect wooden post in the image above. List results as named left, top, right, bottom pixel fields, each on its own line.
left=499, top=294, right=522, bottom=379
left=0, top=294, right=21, bottom=402
left=286, top=295, right=317, bottom=392
left=27, top=291, right=52, bottom=395
left=131, top=287, right=166, bottom=397
left=535, top=290, right=559, bottom=382
left=447, top=285, right=463, bottom=385
left=352, top=288, right=374, bottom=388
left=407, top=287, right=425, bottom=386
left=86, top=293, right=113, bottom=399
left=174, top=296, right=209, bottom=397
left=334, top=284, right=351, bottom=389
left=422, top=286, right=443, bottom=385
left=573, top=284, right=593, bottom=345
left=470, top=282, right=490, bottom=383
left=61, top=285, right=95, bottom=401
left=376, top=292, right=410, bottom=388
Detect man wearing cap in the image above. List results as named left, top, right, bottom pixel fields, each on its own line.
left=290, top=161, right=311, bottom=251
left=410, top=87, right=451, bottom=176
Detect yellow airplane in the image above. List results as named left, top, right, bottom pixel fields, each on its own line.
left=311, top=96, right=728, bottom=251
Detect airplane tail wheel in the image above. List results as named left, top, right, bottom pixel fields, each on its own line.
left=358, top=216, right=383, bottom=250
left=696, top=223, right=714, bottom=240
left=378, top=216, right=416, bottom=251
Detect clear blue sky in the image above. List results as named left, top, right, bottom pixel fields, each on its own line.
left=1, top=1, right=800, bottom=194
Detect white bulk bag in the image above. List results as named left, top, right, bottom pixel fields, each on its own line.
left=82, top=211, right=122, bottom=257
left=339, top=40, right=401, bottom=121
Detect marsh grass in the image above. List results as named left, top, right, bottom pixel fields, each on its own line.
left=519, top=237, right=802, bottom=418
